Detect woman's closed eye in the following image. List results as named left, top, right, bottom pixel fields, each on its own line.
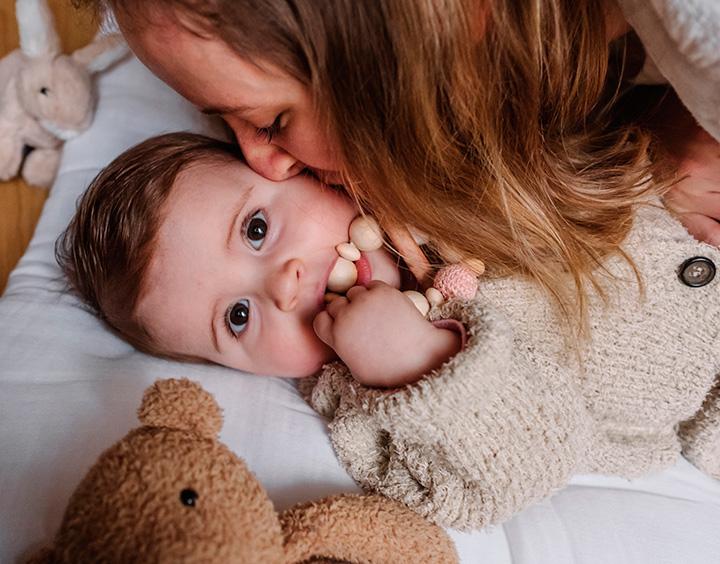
left=256, top=113, right=283, bottom=143
left=226, top=299, right=250, bottom=338
left=242, top=210, right=268, bottom=250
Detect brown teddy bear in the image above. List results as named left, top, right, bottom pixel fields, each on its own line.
left=27, top=378, right=457, bottom=563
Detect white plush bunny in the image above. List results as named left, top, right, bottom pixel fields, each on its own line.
left=0, top=0, right=128, bottom=188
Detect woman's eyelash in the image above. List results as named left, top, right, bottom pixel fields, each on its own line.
left=256, top=114, right=282, bottom=143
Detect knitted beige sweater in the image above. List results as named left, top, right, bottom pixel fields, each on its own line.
left=301, top=204, right=720, bottom=530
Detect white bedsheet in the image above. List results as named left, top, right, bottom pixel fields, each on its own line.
left=1, top=54, right=719, bottom=564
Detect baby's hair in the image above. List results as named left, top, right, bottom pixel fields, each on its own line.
left=56, top=132, right=242, bottom=357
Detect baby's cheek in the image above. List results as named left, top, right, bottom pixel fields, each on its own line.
left=257, top=323, right=335, bottom=377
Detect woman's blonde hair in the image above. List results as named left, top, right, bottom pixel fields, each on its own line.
left=79, top=0, right=667, bottom=331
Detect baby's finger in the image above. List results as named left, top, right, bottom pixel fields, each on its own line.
left=365, top=280, right=389, bottom=291
left=325, top=296, right=349, bottom=318
left=345, top=285, right=369, bottom=301
left=313, top=311, right=335, bottom=347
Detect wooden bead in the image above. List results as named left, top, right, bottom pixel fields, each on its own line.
left=336, top=242, right=361, bottom=262
left=404, top=290, right=430, bottom=316
left=436, top=242, right=463, bottom=264
left=326, top=258, right=357, bottom=293
left=425, top=287, right=444, bottom=307
left=349, top=216, right=383, bottom=251
left=463, top=258, right=486, bottom=276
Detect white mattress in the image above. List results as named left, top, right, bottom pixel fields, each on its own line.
left=1, top=54, right=719, bottom=564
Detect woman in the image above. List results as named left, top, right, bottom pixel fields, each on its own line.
left=80, top=0, right=719, bottom=324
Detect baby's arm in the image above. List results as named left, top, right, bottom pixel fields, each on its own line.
left=313, top=281, right=462, bottom=387
left=304, top=298, right=592, bottom=530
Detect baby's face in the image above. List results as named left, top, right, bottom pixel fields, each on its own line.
left=136, top=159, right=401, bottom=376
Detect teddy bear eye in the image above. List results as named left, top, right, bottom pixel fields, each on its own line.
left=39, top=87, right=50, bottom=96
left=179, top=488, right=199, bottom=507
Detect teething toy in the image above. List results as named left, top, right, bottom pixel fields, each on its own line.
left=325, top=216, right=484, bottom=316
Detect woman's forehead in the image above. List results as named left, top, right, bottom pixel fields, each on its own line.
left=121, top=11, right=294, bottom=109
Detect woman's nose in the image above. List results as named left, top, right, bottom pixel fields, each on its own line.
left=269, top=258, right=303, bottom=312
left=233, top=124, right=302, bottom=181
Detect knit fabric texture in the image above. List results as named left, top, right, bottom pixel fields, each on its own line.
left=301, top=204, right=720, bottom=530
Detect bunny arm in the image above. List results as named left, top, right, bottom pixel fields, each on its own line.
left=280, top=494, right=458, bottom=564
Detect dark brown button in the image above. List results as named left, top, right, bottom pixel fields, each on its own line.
left=678, top=257, right=716, bottom=287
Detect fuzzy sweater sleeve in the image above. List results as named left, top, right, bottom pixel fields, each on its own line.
left=300, top=300, right=593, bottom=530
left=618, top=0, right=720, bottom=140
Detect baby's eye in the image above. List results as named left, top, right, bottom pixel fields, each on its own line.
left=226, top=299, right=250, bottom=337
left=243, top=210, right=268, bottom=250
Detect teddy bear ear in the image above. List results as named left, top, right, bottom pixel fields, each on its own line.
left=137, top=379, right=223, bottom=439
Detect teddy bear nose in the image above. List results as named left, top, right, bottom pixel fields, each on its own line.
left=180, top=488, right=199, bottom=507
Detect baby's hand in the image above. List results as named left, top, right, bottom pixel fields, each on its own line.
left=313, top=281, right=461, bottom=387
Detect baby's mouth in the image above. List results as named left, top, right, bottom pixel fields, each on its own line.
left=355, top=254, right=372, bottom=286
left=324, top=216, right=384, bottom=297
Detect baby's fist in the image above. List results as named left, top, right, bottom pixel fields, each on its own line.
left=313, top=281, right=460, bottom=387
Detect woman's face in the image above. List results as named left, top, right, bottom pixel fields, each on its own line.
left=118, top=11, right=345, bottom=185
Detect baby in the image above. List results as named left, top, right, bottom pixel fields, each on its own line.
left=57, top=132, right=462, bottom=384
left=58, top=132, right=720, bottom=532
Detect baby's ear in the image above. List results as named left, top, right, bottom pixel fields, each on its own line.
left=138, top=378, right=223, bottom=439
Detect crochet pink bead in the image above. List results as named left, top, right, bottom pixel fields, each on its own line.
left=434, top=264, right=478, bottom=300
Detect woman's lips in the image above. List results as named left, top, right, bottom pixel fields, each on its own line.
left=356, top=253, right=372, bottom=286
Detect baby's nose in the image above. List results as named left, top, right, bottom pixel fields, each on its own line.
left=270, top=259, right=302, bottom=311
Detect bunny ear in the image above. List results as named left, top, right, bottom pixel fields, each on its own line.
left=16, top=0, right=61, bottom=58
left=71, top=33, right=129, bottom=74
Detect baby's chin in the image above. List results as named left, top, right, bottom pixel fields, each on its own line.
left=216, top=341, right=335, bottom=379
